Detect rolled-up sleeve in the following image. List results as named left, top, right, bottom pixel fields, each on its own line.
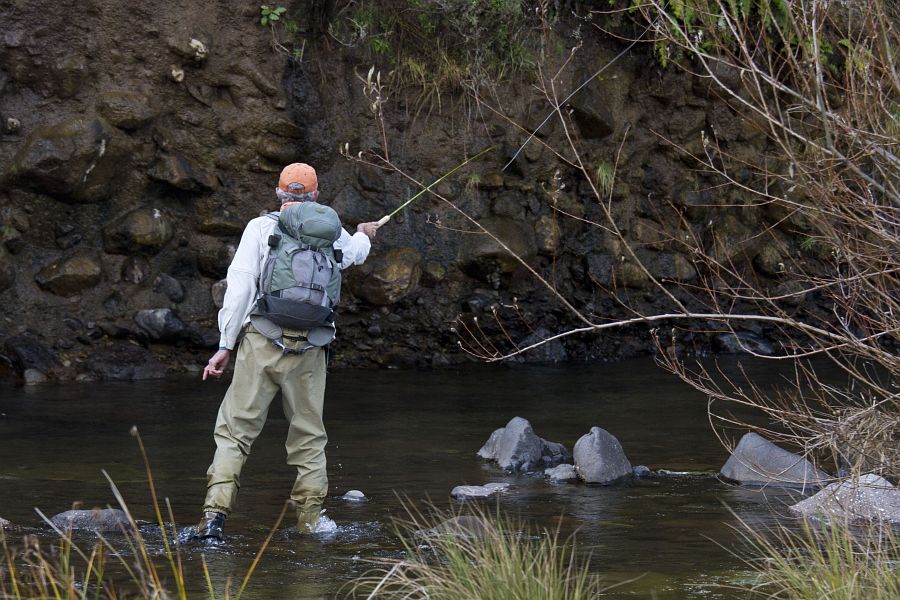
left=335, top=229, right=371, bottom=269
left=218, top=221, right=263, bottom=349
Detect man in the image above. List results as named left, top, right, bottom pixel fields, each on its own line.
left=197, top=162, right=379, bottom=540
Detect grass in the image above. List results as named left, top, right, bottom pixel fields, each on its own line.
left=350, top=502, right=607, bottom=600
left=735, top=515, right=900, bottom=599
left=0, top=428, right=282, bottom=600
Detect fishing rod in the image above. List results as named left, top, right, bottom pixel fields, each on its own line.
left=376, top=145, right=496, bottom=227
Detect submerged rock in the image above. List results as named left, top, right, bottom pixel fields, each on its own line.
left=340, top=490, right=367, bottom=502
left=573, top=427, right=633, bottom=484
left=545, top=464, right=578, bottom=482
left=477, top=416, right=570, bottom=472
left=719, top=432, right=830, bottom=490
left=50, top=508, right=130, bottom=532
left=414, top=515, right=493, bottom=541
left=451, top=483, right=509, bottom=500
left=789, top=474, right=900, bottom=524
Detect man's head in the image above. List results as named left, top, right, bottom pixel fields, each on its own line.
left=276, top=163, right=319, bottom=205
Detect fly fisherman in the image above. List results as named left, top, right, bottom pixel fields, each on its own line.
left=196, top=162, right=380, bottom=540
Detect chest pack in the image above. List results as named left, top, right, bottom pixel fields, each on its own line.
left=254, top=202, right=343, bottom=331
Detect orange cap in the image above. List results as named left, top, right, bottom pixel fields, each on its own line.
left=278, top=163, right=318, bottom=193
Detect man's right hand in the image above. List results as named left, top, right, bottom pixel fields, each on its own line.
left=357, top=221, right=380, bottom=239
left=203, top=349, right=231, bottom=380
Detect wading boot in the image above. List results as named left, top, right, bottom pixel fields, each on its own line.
left=196, top=511, right=226, bottom=541
left=296, top=505, right=322, bottom=535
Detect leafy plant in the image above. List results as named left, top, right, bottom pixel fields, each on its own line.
left=259, top=5, right=286, bottom=27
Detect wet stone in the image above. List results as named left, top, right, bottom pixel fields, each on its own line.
left=451, top=483, right=510, bottom=500
left=573, top=426, right=633, bottom=484
left=719, top=432, right=830, bottom=489
left=340, top=490, right=367, bottom=502
left=545, top=464, right=578, bottom=482
left=50, top=508, right=129, bottom=532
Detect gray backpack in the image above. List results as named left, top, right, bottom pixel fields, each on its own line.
left=255, top=202, right=343, bottom=332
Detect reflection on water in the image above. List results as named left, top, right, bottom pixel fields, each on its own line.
left=0, top=357, right=808, bottom=598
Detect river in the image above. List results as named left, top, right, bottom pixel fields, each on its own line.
left=0, top=356, right=805, bottom=598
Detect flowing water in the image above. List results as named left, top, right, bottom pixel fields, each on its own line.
left=0, top=357, right=809, bottom=598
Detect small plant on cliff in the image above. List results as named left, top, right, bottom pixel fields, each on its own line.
left=259, top=5, right=305, bottom=62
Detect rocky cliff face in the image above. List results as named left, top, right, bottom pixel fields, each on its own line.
left=0, top=1, right=820, bottom=382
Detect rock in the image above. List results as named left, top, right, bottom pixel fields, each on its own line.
left=789, top=474, right=900, bottom=524
left=633, top=465, right=652, bottom=478
left=414, top=515, right=493, bottom=541
left=719, top=432, right=830, bottom=489
left=477, top=416, right=569, bottom=471
left=753, top=246, right=784, bottom=277
left=0, top=516, right=17, bottom=531
left=534, top=215, right=560, bottom=256
left=35, top=254, right=102, bottom=296
left=23, top=368, right=48, bottom=384
left=121, top=256, right=151, bottom=285
left=350, top=247, right=422, bottom=305
left=451, top=483, right=510, bottom=500
left=211, top=279, right=228, bottom=308
left=194, top=238, right=236, bottom=279
left=492, top=192, right=524, bottom=219
left=97, top=90, right=155, bottom=130
left=457, top=217, right=536, bottom=281
left=545, top=464, right=578, bottom=482
left=420, top=261, right=446, bottom=286
left=134, top=308, right=185, bottom=341
left=50, top=508, right=130, bottom=532
left=713, top=332, right=775, bottom=356
left=585, top=253, right=613, bottom=287
left=573, top=426, right=633, bottom=484
left=340, top=490, right=367, bottom=502
left=153, top=274, right=185, bottom=303
left=6, top=118, right=130, bottom=203
left=86, top=343, right=167, bottom=381
left=3, top=334, right=59, bottom=374
left=0, top=246, right=15, bottom=292
left=104, top=208, right=174, bottom=255
left=148, top=153, right=217, bottom=191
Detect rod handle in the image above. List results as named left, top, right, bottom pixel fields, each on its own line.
left=376, top=215, right=390, bottom=227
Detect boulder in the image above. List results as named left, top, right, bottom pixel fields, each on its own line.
left=350, top=247, right=422, bottom=306
left=35, top=254, right=102, bottom=296
left=3, top=334, right=59, bottom=375
left=545, top=464, right=578, bottom=482
left=719, top=432, right=830, bottom=489
left=50, top=508, right=130, bottom=532
left=134, top=308, right=185, bottom=341
left=457, top=217, right=536, bottom=281
left=6, top=118, right=130, bottom=203
left=789, top=474, right=900, bottom=524
left=85, top=343, right=167, bottom=381
left=451, top=483, right=509, bottom=500
left=573, top=427, right=633, bottom=484
left=0, top=516, right=16, bottom=531
left=633, top=465, right=652, bottom=478
left=148, top=152, right=217, bottom=191
left=97, top=90, right=155, bottom=130
left=153, top=274, right=185, bottom=303
left=477, top=417, right=570, bottom=471
left=103, top=207, right=174, bottom=255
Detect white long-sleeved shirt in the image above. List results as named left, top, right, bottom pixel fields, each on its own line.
left=217, top=215, right=372, bottom=349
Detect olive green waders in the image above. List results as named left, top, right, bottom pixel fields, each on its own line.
left=203, top=326, right=328, bottom=533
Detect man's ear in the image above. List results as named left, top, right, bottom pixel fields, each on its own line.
left=311, top=190, right=320, bottom=202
